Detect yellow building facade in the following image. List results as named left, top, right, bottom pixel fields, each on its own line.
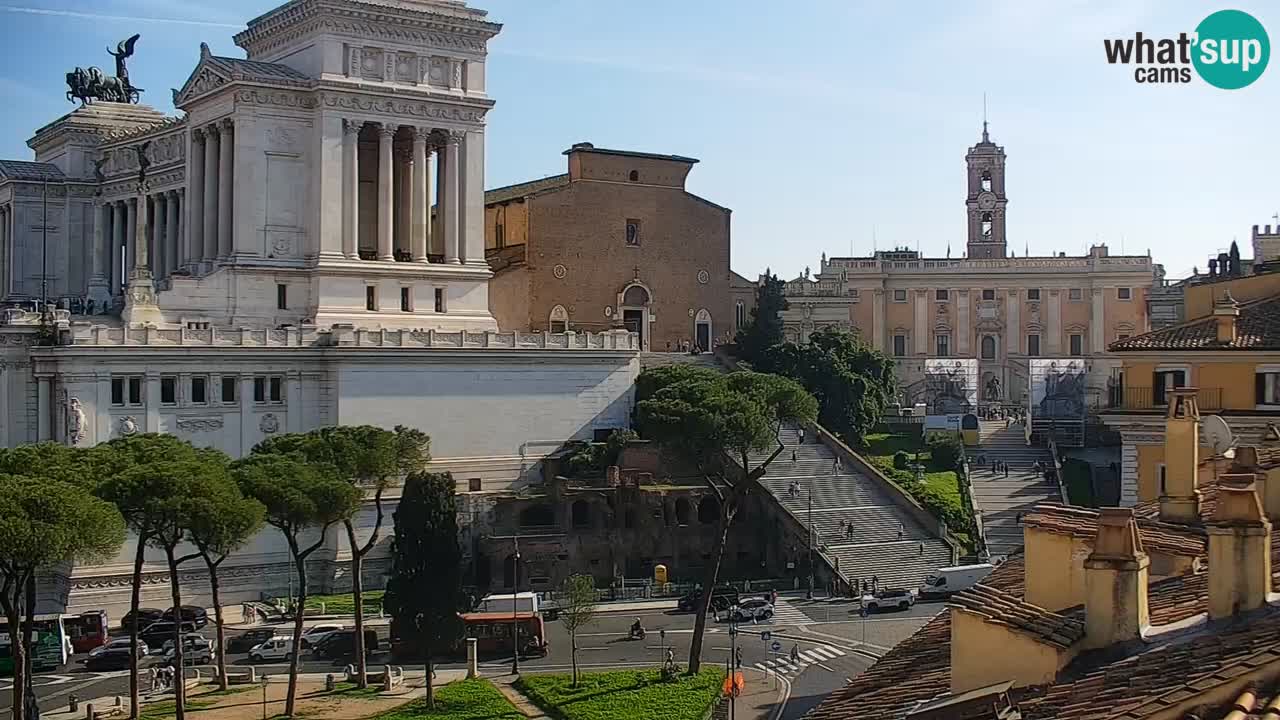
left=1102, top=287, right=1280, bottom=505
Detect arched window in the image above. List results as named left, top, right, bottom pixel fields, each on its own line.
left=981, top=335, right=997, bottom=360
left=549, top=304, right=569, bottom=333
left=675, top=497, right=692, bottom=526
left=980, top=212, right=993, bottom=238
left=628, top=170, right=639, bottom=182
left=980, top=170, right=992, bottom=193
left=697, top=496, right=718, bottom=525
left=571, top=499, right=591, bottom=528
left=622, top=285, right=650, bottom=306
left=519, top=504, right=555, bottom=528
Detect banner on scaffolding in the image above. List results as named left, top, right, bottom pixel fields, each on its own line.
left=1029, top=358, right=1088, bottom=418
left=922, top=358, right=978, bottom=415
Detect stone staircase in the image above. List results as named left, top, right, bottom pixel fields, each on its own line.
left=970, top=420, right=1059, bottom=559
left=751, top=425, right=953, bottom=591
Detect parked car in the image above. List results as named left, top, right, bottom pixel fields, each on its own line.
left=88, top=638, right=148, bottom=658
left=300, top=624, right=344, bottom=649
left=120, top=608, right=165, bottom=632
left=311, top=629, right=378, bottom=660
left=139, top=621, right=198, bottom=649
left=161, top=636, right=215, bottom=666
left=85, top=647, right=141, bottom=672
left=163, top=605, right=209, bottom=628
left=248, top=637, right=293, bottom=662
left=161, top=633, right=209, bottom=653
left=678, top=587, right=739, bottom=612
left=862, top=588, right=916, bottom=612
left=728, top=598, right=774, bottom=623
left=226, top=628, right=276, bottom=654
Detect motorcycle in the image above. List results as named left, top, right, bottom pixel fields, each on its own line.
left=627, top=626, right=647, bottom=641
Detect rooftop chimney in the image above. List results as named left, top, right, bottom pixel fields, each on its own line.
left=1214, top=291, right=1240, bottom=344
left=1232, top=446, right=1280, bottom=520
left=1160, top=389, right=1201, bottom=523
left=1207, top=474, right=1272, bottom=619
left=1083, top=508, right=1150, bottom=649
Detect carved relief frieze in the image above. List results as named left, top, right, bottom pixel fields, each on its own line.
left=240, top=16, right=490, bottom=59
left=318, top=91, right=486, bottom=124
left=176, top=416, right=224, bottom=432
left=235, top=89, right=317, bottom=109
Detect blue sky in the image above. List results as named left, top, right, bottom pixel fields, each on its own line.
left=1, top=0, right=1276, bottom=282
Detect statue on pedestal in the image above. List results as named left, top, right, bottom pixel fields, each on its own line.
left=65, top=34, right=143, bottom=105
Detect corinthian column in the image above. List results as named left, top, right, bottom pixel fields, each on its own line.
left=87, top=200, right=111, bottom=304
left=377, top=124, right=395, bottom=261
left=411, top=128, right=430, bottom=262
left=442, top=131, right=461, bottom=264
left=202, top=125, right=219, bottom=262
left=217, top=119, right=234, bottom=259
left=187, top=128, right=205, bottom=268
left=342, top=119, right=360, bottom=259
left=111, top=201, right=125, bottom=296
left=165, top=190, right=180, bottom=276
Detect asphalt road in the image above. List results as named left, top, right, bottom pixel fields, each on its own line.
left=0, top=595, right=939, bottom=717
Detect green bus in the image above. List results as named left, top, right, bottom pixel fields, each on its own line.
left=0, top=615, right=71, bottom=676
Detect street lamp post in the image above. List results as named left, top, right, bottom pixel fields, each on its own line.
left=511, top=534, right=521, bottom=675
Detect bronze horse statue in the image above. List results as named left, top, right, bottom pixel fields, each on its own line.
left=65, top=35, right=142, bottom=105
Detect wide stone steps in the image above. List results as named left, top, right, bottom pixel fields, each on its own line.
left=639, top=352, right=724, bottom=371
left=971, top=421, right=1060, bottom=559
left=749, top=423, right=952, bottom=592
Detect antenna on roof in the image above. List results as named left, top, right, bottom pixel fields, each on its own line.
left=982, top=93, right=989, bottom=142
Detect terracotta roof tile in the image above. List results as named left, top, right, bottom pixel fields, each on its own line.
left=1023, top=503, right=1207, bottom=558
left=949, top=584, right=1084, bottom=649
left=1109, top=293, right=1280, bottom=351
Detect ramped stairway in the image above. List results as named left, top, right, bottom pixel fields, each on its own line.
left=970, top=419, right=1059, bottom=558
left=750, top=425, right=954, bottom=590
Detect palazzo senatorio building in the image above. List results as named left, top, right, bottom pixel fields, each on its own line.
left=779, top=125, right=1159, bottom=414
left=0, top=0, right=643, bottom=615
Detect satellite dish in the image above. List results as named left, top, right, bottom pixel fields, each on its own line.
left=1203, top=415, right=1236, bottom=456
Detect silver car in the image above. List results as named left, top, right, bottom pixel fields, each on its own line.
left=728, top=598, right=775, bottom=623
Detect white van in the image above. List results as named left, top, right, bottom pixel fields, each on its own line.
left=918, top=563, right=995, bottom=599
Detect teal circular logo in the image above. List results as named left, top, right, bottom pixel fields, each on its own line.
left=1193, top=10, right=1270, bottom=89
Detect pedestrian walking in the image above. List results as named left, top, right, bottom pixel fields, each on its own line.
left=798, top=428, right=806, bottom=445
left=791, top=449, right=797, bottom=462
left=735, top=646, right=743, bottom=669
left=897, top=521, right=905, bottom=540
left=148, top=666, right=159, bottom=693
left=1004, top=463, right=1010, bottom=478
left=919, top=541, right=925, bottom=555
left=791, top=644, right=801, bottom=663
left=846, top=523, right=854, bottom=540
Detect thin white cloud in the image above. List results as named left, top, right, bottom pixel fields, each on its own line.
left=0, top=4, right=240, bottom=28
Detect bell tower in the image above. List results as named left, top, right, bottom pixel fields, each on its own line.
left=965, top=122, right=1008, bottom=259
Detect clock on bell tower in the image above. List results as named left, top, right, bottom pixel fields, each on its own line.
left=965, top=122, right=1008, bottom=259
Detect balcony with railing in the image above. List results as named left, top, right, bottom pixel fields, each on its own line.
left=1103, top=387, right=1224, bottom=412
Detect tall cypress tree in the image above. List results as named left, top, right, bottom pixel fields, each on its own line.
left=735, top=272, right=788, bottom=364
left=384, top=472, right=465, bottom=708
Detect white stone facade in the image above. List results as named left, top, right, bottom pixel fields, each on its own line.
left=0, top=0, right=648, bottom=616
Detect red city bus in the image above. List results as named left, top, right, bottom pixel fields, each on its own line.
left=460, top=611, right=546, bottom=656
left=390, top=611, right=547, bottom=661
left=64, top=611, right=109, bottom=653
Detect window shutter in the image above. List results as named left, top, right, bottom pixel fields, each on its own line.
left=1258, top=373, right=1268, bottom=404
left=1152, top=371, right=1163, bottom=406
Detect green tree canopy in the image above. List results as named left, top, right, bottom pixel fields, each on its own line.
left=633, top=368, right=816, bottom=673
left=383, top=471, right=465, bottom=708
left=0, top=443, right=99, bottom=488
left=734, top=272, right=787, bottom=363
left=759, top=328, right=896, bottom=446
left=0, top=475, right=125, bottom=716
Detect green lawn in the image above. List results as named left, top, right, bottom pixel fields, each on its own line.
left=368, top=679, right=523, bottom=720
left=861, top=432, right=973, bottom=552
left=273, top=590, right=385, bottom=615
left=516, top=668, right=723, bottom=720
